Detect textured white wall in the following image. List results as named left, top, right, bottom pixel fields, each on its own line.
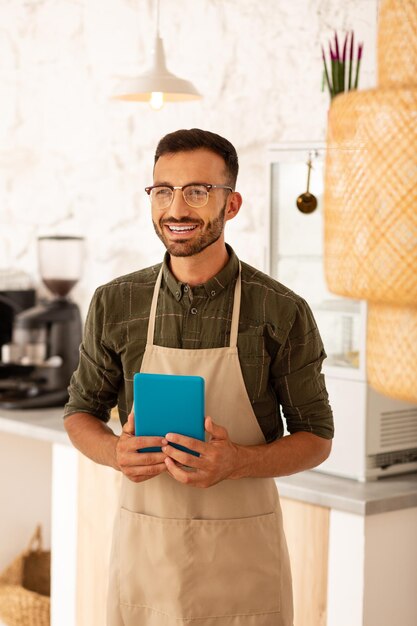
left=0, top=0, right=378, bottom=317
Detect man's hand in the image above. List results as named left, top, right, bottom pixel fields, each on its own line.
left=116, top=412, right=167, bottom=483
left=161, top=417, right=332, bottom=485
left=161, top=416, right=240, bottom=488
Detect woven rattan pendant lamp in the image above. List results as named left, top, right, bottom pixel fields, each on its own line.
left=323, top=0, right=417, bottom=402
left=113, top=0, right=201, bottom=109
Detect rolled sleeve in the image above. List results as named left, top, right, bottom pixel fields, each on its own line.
left=64, top=288, right=122, bottom=422
left=272, top=298, right=334, bottom=440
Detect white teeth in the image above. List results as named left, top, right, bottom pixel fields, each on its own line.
left=168, top=225, right=196, bottom=232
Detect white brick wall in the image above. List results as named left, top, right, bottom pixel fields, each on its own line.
left=0, top=0, right=378, bottom=318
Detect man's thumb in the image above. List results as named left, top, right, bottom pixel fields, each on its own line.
left=205, top=416, right=227, bottom=440
left=123, top=411, right=135, bottom=435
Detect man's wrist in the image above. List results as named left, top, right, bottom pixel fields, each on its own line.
left=229, top=444, right=250, bottom=480
left=105, top=433, right=121, bottom=471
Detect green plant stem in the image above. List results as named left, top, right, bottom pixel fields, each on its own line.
left=354, top=58, right=361, bottom=89
left=338, top=61, right=344, bottom=92
left=322, top=58, right=333, bottom=97
left=348, top=57, right=353, bottom=89
left=331, top=59, right=338, bottom=95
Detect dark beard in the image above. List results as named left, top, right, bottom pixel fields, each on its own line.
left=152, top=205, right=226, bottom=257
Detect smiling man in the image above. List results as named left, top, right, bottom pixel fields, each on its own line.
left=149, top=164, right=232, bottom=257
left=149, top=146, right=235, bottom=264
left=64, top=128, right=334, bottom=626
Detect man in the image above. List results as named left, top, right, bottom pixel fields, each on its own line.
left=64, top=128, right=333, bottom=626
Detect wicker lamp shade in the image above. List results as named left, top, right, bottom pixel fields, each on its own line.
left=378, top=0, right=417, bottom=87
left=367, top=303, right=417, bottom=404
left=323, top=0, right=417, bottom=403
left=323, top=87, right=417, bottom=304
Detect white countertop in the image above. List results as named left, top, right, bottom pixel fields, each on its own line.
left=0, top=407, right=69, bottom=445
left=276, top=468, right=417, bottom=516
left=1, top=407, right=416, bottom=516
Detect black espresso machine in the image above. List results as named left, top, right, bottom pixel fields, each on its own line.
left=0, top=236, right=84, bottom=409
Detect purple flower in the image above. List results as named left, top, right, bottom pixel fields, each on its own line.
left=334, top=31, right=340, bottom=61
left=342, top=32, right=348, bottom=63
left=321, top=29, right=364, bottom=99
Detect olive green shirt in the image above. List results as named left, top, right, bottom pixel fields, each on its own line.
left=64, top=246, right=333, bottom=442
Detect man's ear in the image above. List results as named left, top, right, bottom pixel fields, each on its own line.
left=225, top=192, right=242, bottom=222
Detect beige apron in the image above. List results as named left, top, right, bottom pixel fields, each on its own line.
left=107, top=265, right=293, bottom=625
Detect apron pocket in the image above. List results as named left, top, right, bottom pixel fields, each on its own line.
left=119, top=507, right=282, bottom=619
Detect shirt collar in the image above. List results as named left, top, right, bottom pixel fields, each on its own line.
left=162, top=244, right=240, bottom=302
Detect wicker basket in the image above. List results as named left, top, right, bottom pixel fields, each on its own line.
left=0, top=526, right=50, bottom=626
left=367, top=302, right=417, bottom=403
left=323, top=87, right=417, bottom=304
left=378, top=0, right=417, bottom=88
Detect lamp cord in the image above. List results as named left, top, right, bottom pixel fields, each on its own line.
left=155, top=0, right=160, bottom=37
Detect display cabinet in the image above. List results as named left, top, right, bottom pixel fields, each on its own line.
left=267, top=142, right=366, bottom=381
left=266, top=143, right=417, bottom=481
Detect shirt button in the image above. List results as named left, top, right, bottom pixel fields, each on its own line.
left=210, top=290, right=216, bottom=297
left=175, top=290, right=180, bottom=298
left=190, top=307, right=198, bottom=315
left=184, top=285, right=189, bottom=292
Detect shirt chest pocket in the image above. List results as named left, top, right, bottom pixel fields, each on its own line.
left=116, top=319, right=148, bottom=380
left=237, top=332, right=271, bottom=403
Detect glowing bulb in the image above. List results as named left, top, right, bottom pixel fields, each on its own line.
left=150, top=92, right=164, bottom=110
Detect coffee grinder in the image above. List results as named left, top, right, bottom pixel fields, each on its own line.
left=0, top=236, right=84, bottom=409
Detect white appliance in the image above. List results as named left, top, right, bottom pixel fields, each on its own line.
left=267, top=142, right=417, bottom=481
left=319, top=372, right=417, bottom=481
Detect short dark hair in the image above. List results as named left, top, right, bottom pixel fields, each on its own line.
left=154, top=128, right=239, bottom=188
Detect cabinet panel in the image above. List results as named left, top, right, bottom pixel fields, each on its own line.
left=280, top=497, right=329, bottom=626
left=0, top=432, right=52, bottom=571
left=315, top=377, right=367, bottom=480
left=76, top=453, right=121, bottom=626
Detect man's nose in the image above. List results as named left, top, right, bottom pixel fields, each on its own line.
left=168, top=189, right=191, bottom=217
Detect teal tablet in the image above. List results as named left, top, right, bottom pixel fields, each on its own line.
left=133, top=372, right=205, bottom=456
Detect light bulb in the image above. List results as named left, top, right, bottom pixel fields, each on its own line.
left=150, top=92, right=164, bottom=110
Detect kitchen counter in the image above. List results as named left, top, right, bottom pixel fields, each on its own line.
left=276, top=467, right=417, bottom=516
left=0, top=406, right=69, bottom=445
left=1, top=407, right=416, bottom=516
left=1, top=407, right=417, bottom=626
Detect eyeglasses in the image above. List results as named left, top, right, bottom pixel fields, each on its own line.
left=144, top=183, right=234, bottom=209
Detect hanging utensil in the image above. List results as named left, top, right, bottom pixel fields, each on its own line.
left=296, top=155, right=318, bottom=214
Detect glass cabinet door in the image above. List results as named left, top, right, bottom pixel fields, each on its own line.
left=268, top=143, right=365, bottom=380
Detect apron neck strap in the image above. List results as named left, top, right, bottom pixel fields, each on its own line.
left=147, top=266, right=164, bottom=345
left=147, top=262, right=242, bottom=348
left=229, top=263, right=241, bottom=348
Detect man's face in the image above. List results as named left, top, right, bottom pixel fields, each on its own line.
left=151, top=149, right=232, bottom=258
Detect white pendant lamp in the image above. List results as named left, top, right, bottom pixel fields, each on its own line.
left=113, top=0, right=201, bottom=109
